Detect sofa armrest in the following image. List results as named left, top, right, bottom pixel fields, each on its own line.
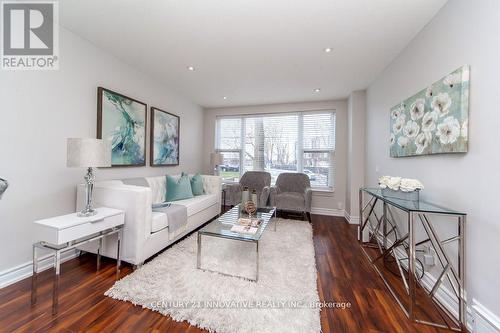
left=304, top=187, right=313, bottom=212
left=260, top=186, right=271, bottom=207
left=201, top=175, right=222, bottom=197
left=77, top=183, right=152, bottom=265
left=201, top=175, right=222, bottom=215
left=269, top=186, right=279, bottom=207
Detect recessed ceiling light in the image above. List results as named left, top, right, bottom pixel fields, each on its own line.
left=314, top=88, right=321, bottom=93
left=187, top=66, right=195, bottom=71
left=324, top=47, right=333, bottom=53
left=223, top=96, right=228, bottom=100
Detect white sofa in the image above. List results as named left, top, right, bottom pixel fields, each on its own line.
left=76, top=174, right=221, bottom=266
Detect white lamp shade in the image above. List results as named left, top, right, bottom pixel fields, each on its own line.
left=210, top=152, right=223, bottom=166
left=67, top=138, right=111, bottom=168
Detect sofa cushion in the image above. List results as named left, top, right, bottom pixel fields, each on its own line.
left=173, top=193, right=218, bottom=216
left=166, top=174, right=194, bottom=201
left=190, top=173, right=204, bottom=196
left=151, top=211, right=168, bottom=233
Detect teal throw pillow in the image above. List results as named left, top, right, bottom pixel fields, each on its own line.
left=166, top=174, right=194, bottom=201
left=190, top=173, right=204, bottom=196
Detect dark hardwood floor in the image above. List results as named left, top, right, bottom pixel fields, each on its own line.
left=0, top=214, right=455, bottom=333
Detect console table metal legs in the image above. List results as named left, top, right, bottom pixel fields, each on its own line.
left=358, top=188, right=466, bottom=332
left=31, top=227, right=123, bottom=315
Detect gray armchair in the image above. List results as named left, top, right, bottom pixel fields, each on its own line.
left=224, top=171, right=272, bottom=207
left=269, top=173, right=312, bottom=221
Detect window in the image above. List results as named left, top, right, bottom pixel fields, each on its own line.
left=215, top=111, right=336, bottom=188
left=216, top=118, right=241, bottom=181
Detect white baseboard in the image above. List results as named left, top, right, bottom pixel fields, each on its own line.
left=0, top=250, right=78, bottom=289
left=473, top=299, right=500, bottom=333
left=344, top=211, right=360, bottom=224
left=310, top=207, right=345, bottom=217
left=310, top=207, right=359, bottom=224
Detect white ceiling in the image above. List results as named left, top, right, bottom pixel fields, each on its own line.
left=59, top=0, right=447, bottom=108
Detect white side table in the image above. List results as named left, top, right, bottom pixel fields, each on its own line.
left=31, top=207, right=125, bottom=314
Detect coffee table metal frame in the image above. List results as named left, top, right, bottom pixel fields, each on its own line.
left=196, top=205, right=276, bottom=282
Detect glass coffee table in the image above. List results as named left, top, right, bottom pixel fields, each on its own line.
left=197, top=205, right=276, bottom=282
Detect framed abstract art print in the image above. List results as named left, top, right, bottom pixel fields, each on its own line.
left=97, top=87, right=147, bottom=166
left=150, top=107, right=180, bottom=166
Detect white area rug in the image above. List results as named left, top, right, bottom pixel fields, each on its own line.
left=105, top=218, right=321, bottom=333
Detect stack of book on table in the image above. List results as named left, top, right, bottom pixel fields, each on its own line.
left=230, top=218, right=262, bottom=235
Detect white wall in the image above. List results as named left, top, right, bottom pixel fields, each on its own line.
left=0, top=27, right=204, bottom=272
left=203, top=100, right=348, bottom=213
left=346, top=90, right=366, bottom=222
left=366, top=0, right=500, bottom=320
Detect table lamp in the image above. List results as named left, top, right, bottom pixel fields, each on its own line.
left=210, top=152, right=223, bottom=176
left=67, top=138, right=111, bottom=217
left=0, top=178, right=8, bottom=199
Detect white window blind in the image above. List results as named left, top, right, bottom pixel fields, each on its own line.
left=302, top=112, right=336, bottom=187
left=216, top=111, right=336, bottom=188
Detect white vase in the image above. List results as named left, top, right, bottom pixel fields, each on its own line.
left=251, top=192, right=258, bottom=207
left=241, top=188, right=250, bottom=208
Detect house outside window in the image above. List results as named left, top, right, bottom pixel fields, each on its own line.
left=215, top=111, right=336, bottom=189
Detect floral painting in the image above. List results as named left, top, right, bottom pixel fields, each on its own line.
left=390, top=65, right=469, bottom=157
left=150, top=107, right=180, bottom=166
left=97, top=87, right=146, bottom=166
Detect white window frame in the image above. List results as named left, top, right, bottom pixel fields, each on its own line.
left=215, top=110, right=336, bottom=189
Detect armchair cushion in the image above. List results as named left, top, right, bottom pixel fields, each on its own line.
left=274, top=192, right=306, bottom=211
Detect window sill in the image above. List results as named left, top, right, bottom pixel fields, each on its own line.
left=222, top=180, right=239, bottom=186
left=311, top=187, right=335, bottom=195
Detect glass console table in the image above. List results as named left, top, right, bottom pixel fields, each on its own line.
left=358, top=188, right=466, bottom=332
